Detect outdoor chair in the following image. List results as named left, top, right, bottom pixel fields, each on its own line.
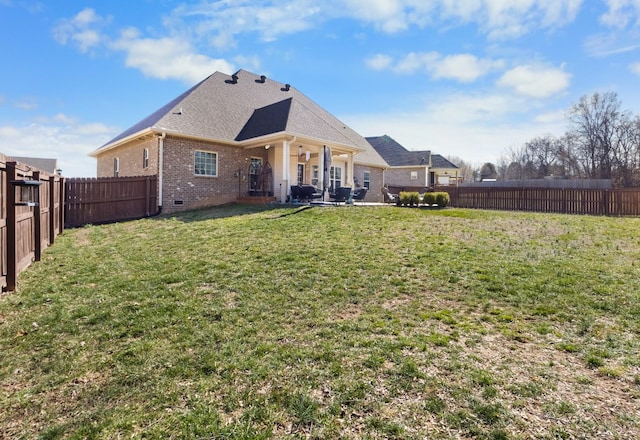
left=330, top=186, right=352, bottom=205
left=381, top=186, right=398, bottom=203
left=299, top=185, right=323, bottom=201
left=352, top=187, right=368, bottom=204
left=291, top=185, right=322, bottom=202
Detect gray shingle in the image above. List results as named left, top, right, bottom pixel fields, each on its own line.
left=94, top=70, right=388, bottom=168
left=366, top=135, right=430, bottom=167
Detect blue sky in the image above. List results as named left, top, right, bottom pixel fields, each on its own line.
left=1, top=0, right=640, bottom=177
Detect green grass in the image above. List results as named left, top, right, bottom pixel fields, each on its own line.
left=1, top=204, right=640, bottom=439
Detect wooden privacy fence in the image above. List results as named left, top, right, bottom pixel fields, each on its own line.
left=1, top=159, right=64, bottom=292
left=441, top=186, right=640, bottom=216
left=65, top=176, right=159, bottom=228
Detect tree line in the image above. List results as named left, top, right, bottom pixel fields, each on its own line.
left=451, top=92, right=640, bottom=188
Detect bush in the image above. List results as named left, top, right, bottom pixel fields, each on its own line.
left=398, top=191, right=420, bottom=207
left=422, top=192, right=437, bottom=206
left=435, top=192, right=450, bottom=207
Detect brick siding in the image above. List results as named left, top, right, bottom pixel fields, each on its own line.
left=161, top=137, right=268, bottom=213
left=354, top=164, right=384, bottom=203
left=96, top=137, right=158, bottom=178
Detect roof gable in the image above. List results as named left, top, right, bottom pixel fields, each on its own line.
left=94, top=69, right=388, bottom=167
left=236, top=98, right=292, bottom=141
left=366, top=135, right=430, bottom=167
left=431, top=154, right=459, bottom=169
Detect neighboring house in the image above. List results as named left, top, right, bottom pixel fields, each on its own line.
left=90, top=70, right=388, bottom=212
left=366, top=135, right=459, bottom=187
left=10, top=156, right=60, bottom=175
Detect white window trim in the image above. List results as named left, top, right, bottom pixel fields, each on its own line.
left=363, top=170, right=371, bottom=189
left=143, top=148, right=149, bottom=169
left=194, top=150, right=218, bottom=177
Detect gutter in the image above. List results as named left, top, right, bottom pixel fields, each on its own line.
left=158, top=131, right=166, bottom=209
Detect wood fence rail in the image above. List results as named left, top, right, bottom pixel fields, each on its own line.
left=64, top=176, right=159, bottom=228
left=389, top=185, right=640, bottom=216
left=1, top=159, right=64, bottom=292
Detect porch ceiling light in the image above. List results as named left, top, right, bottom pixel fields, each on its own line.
left=298, top=145, right=302, bottom=156
left=265, top=144, right=271, bottom=150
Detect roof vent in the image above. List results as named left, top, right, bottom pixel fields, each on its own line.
left=257, top=75, right=266, bottom=83
left=225, top=74, right=239, bottom=84
left=281, top=84, right=290, bottom=92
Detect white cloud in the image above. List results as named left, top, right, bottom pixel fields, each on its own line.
left=52, top=8, right=108, bottom=53
left=166, top=0, right=583, bottom=47
left=343, top=91, right=567, bottom=164
left=631, top=61, right=640, bottom=74
left=0, top=119, right=118, bottom=177
left=497, top=64, right=571, bottom=98
left=600, top=0, right=640, bottom=28
left=169, top=0, right=321, bottom=48
left=534, top=109, right=567, bottom=124
left=111, top=27, right=234, bottom=84
left=366, top=54, right=394, bottom=70
left=584, top=32, right=640, bottom=56
left=430, top=54, right=505, bottom=82
left=367, top=51, right=502, bottom=83
left=14, top=98, right=38, bottom=111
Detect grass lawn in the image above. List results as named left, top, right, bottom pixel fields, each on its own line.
left=1, top=204, right=639, bottom=439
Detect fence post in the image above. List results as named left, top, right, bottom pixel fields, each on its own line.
left=32, top=171, right=42, bottom=262
left=146, top=176, right=151, bottom=216
left=6, top=162, right=17, bottom=291
left=49, top=175, right=56, bottom=244
left=59, top=177, right=65, bottom=233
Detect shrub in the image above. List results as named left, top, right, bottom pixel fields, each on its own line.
left=399, top=191, right=420, bottom=206
left=435, top=192, right=450, bottom=207
left=422, top=192, right=437, bottom=206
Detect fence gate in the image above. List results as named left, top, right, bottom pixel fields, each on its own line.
left=65, top=176, right=159, bottom=228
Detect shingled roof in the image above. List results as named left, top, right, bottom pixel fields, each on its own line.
left=93, top=70, right=387, bottom=167
left=431, top=154, right=459, bottom=169
left=365, top=135, right=431, bottom=167
left=10, top=156, right=59, bottom=174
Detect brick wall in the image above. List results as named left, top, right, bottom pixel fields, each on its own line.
left=384, top=167, right=427, bottom=188
left=161, top=137, right=268, bottom=213
left=96, top=137, right=158, bottom=178
left=353, top=164, right=384, bottom=202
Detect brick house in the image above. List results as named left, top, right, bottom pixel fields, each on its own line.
left=90, top=70, right=388, bottom=212
left=366, top=135, right=459, bottom=188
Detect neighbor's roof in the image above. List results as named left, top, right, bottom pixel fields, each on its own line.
left=10, top=156, right=58, bottom=174
left=365, top=135, right=431, bottom=167
left=431, top=154, right=459, bottom=170
left=93, top=70, right=387, bottom=167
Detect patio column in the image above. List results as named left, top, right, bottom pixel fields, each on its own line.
left=281, top=140, right=291, bottom=202
left=347, top=152, right=355, bottom=187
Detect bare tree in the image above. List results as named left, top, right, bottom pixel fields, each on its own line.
left=568, top=91, right=621, bottom=180
left=611, top=113, right=640, bottom=187
left=446, top=155, right=475, bottom=183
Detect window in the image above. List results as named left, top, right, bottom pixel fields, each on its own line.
left=297, top=163, right=304, bottom=185
left=114, top=157, right=119, bottom=177
left=311, top=165, right=319, bottom=187
left=363, top=171, right=371, bottom=189
left=143, top=148, right=149, bottom=169
left=330, top=166, right=342, bottom=190
left=410, top=171, right=418, bottom=180
left=194, top=150, right=217, bottom=176
left=249, top=157, right=262, bottom=191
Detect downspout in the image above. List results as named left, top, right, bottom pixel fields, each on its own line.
left=158, top=131, right=166, bottom=210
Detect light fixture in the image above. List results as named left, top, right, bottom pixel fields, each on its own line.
left=298, top=145, right=302, bottom=156
left=305, top=150, right=310, bottom=162
left=265, top=144, right=271, bottom=150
